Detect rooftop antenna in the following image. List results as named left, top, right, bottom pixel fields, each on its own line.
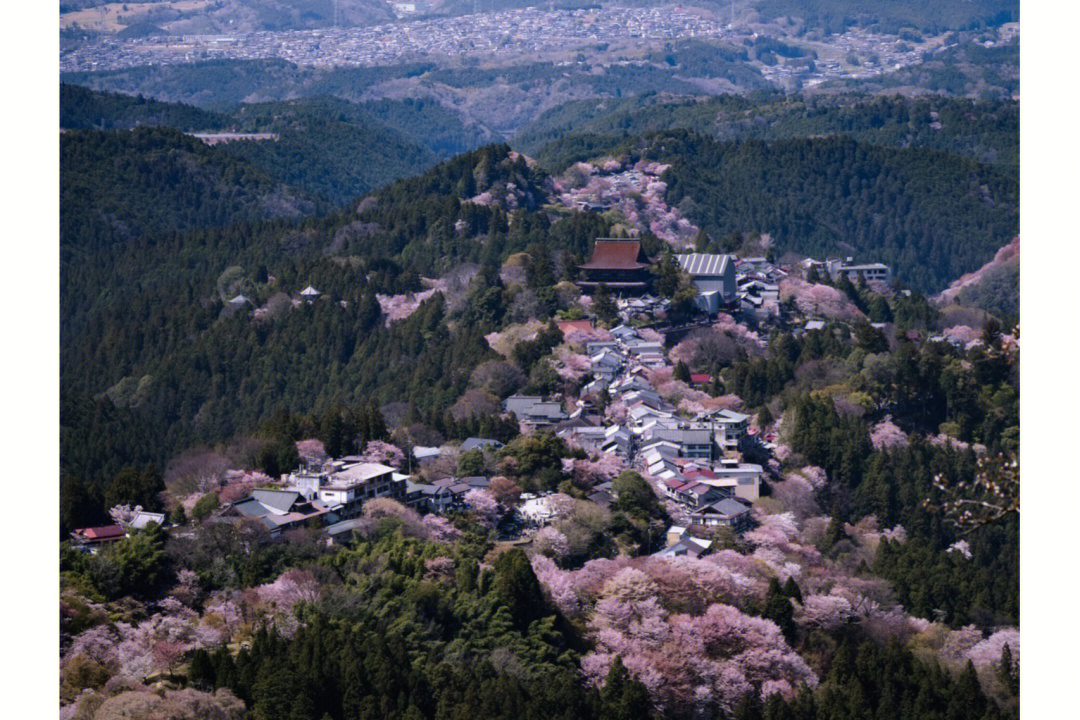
left=730, top=0, right=735, bottom=30
left=334, top=0, right=340, bottom=27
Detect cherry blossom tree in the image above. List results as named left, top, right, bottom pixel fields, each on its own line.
left=464, top=488, right=500, bottom=528
left=870, top=417, right=909, bottom=450
left=947, top=539, right=973, bottom=559
left=530, top=555, right=581, bottom=616
left=357, top=440, right=405, bottom=468
left=424, top=556, right=456, bottom=580
left=108, top=505, right=140, bottom=525
left=421, top=514, right=462, bottom=543
left=256, top=568, right=322, bottom=611
left=779, top=278, right=864, bottom=321
left=584, top=601, right=817, bottom=716
left=295, top=439, right=327, bottom=465
left=489, top=476, right=522, bottom=506
left=927, top=452, right=1018, bottom=534
left=966, top=628, right=1019, bottom=669
left=798, top=593, right=855, bottom=631
left=533, top=526, right=570, bottom=560
left=555, top=351, right=592, bottom=382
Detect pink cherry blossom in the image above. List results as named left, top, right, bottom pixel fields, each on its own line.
left=464, top=488, right=500, bottom=527
left=357, top=440, right=405, bottom=468
left=798, top=593, right=855, bottom=631
left=870, top=417, right=909, bottom=450
left=966, top=628, right=1019, bottom=669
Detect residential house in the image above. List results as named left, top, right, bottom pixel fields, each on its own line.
left=126, top=511, right=166, bottom=531
left=690, top=498, right=753, bottom=530
left=503, top=395, right=568, bottom=428
left=700, top=459, right=763, bottom=501
left=586, top=340, right=620, bottom=356
left=413, top=446, right=442, bottom=464
left=462, top=437, right=504, bottom=452
left=706, top=409, right=750, bottom=452
left=644, top=427, right=716, bottom=460
left=70, top=525, right=126, bottom=551
left=590, top=349, right=623, bottom=383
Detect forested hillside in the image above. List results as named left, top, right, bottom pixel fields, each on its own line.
left=61, top=83, right=228, bottom=131
left=61, top=87, right=494, bottom=205
left=61, top=145, right=580, bottom=489
left=220, top=97, right=491, bottom=204
left=60, top=123, right=1019, bottom=720
left=518, top=93, right=1019, bottom=169
left=60, top=127, right=317, bottom=251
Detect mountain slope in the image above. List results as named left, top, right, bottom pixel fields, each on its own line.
left=517, top=92, right=1019, bottom=170
left=61, top=126, right=316, bottom=250
left=537, top=129, right=1016, bottom=292
left=61, top=83, right=228, bottom=131
left=650, top=132, right=1017, bottom=292
left=220, top=97, right=492, bottom=204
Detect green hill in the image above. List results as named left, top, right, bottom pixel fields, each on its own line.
left=517, top=92, right=1018, bottom=170
left=61, top=126, right=316, bottom=251
left=61, top=83, right=228, bottom=131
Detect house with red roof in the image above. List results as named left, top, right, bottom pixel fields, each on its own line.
left=70, top=525, right=126, bottom=551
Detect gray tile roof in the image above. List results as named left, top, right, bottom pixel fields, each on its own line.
left=252, top=489, right=302, bottom=513
left=462, top=437, right=504, bottom=452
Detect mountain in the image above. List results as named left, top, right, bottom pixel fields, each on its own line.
left=219, top=97, right=493, bottom=204
left=61, top=126, right=317, bottom=251
left=61, top=87, right=494, bottom=205
left=61, top=43, right=774, bottom=136
left=61, top=83, right=228, bottom=131
left=60, top=145, right=560, bottom=485
left=516, top=92, right=1019, bottom=170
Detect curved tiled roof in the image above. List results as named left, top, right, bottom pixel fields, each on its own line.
left=579, top=240, right=649, bottom=270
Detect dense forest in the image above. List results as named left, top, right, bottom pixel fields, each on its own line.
left=61, top=144, right=581, bottom=494
left=646, top=131, right=1014, bottom=292
left=60, top=127, right=318, bottom=251
left=61, top=83, right=228, bottom=131
left=61, top=87, right=493, bottom=205
left=517, top=93, right=1019, bottom=170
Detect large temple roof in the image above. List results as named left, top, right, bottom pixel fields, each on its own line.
left=579, top=239, right=650, bottom=270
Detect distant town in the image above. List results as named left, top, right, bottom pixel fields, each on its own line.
left=61, top=5, right=939, bottom=87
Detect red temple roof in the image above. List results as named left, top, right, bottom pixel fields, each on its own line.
left=557, top=319, right=595, bottom=336
left=579, top=240, right=649, bottom=271
left=72, top=525, right=126, bottom=543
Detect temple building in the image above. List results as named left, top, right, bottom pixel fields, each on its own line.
left=577, top=239, right=652, bottom=293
